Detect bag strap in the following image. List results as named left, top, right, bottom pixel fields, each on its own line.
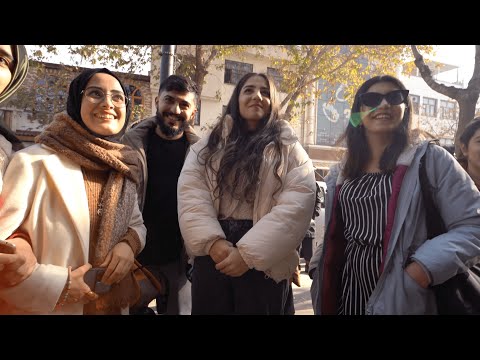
left=418, top=142, right=447, bottom=239
left=134, top=259, right=168, bottom=296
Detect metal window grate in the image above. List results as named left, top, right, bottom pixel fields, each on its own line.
left=224, top=60, right=253, bottom=85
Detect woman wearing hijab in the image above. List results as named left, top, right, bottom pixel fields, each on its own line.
left=0, top=44, right=29, bottom=191
left=0, top=68, right=146, bottom=315
left=0, top=44, right=35, bottom=290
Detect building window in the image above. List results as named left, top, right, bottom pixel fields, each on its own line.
left=440, top=100, right=457, bottom=120
left=224, top=60, right=253, bottom=85
left=410, top=94, right=420, bottom=115
left=267, top=67, right=283, bottom=89
left=422, top=97, right=437, bottom=117
left=128, top=85, right=144, bottom=121
left=128, top=85, right=144, bottom=107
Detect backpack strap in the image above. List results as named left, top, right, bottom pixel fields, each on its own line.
left=418, top=142, right=447, bottom=239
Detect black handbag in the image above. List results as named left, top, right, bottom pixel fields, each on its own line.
left=419, top=145, right=480, bottom=315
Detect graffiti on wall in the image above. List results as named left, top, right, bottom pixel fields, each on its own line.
left=316, top=84, right=351, bottom=146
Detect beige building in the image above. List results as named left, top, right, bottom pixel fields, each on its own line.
left=149, top=45, right=337, bottom=178
left=149, top=46, right=300, bottom=134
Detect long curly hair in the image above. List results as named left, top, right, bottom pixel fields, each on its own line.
left=198, top=73, right=283, bottom=202
left=340, top=75, right=413, bottom=179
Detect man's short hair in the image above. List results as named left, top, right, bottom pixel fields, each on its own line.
left=159, top=74, right=199, bottom=106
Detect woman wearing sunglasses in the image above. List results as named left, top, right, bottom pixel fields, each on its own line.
left=310, top=74, right=480, bottom=314
left=0, top=68, right=146, bottom=314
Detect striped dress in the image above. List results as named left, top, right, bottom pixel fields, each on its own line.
left=337, top=172, right=392, bottom=315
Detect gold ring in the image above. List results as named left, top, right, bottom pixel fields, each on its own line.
left=70, top=297, right=79, bottom=303
left=85, top=290, right=97, bottom=300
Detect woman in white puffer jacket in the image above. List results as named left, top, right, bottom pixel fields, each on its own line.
left=178, top=72, right=316, bottom=315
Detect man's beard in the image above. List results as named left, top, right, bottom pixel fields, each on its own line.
left=156, top=111, right=187, bottom=138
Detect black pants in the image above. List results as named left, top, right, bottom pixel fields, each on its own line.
left=191, top=219, right=289, bottom=315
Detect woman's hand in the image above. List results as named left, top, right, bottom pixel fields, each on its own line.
left=209, top=239, right=233, bottom=264
left=215, top=247, right=249, bottom=277
left=0, top=238, right=37, bottom=288
left=67, top=263, right=98, bottom=304
left=99, top=242, right=134, bottom=285
left=55, top=263, right=99, bottom=307
left=405, top=261, right=431, bottom=289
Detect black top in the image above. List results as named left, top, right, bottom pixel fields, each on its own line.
left=138, top=130, right=188, bottom=265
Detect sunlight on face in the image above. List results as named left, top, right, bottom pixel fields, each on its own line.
left=155, top=90, right=197, bottom=138
left=360, top=81, right=406, bottom=135
left=0, top=45, right=14, bottom=95
left=239, top=75, right=271, bottom=131
left=80, top=73, right=126, bottom=136
left=462, top=128, right=480, bottom=172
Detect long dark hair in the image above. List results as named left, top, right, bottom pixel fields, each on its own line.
left=199, top=73, right=283, bottom=202
left=458, top=116, right=480, bottom=166
left=340, top=75, right=412, bottom=179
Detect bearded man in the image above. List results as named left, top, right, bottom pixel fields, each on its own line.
left=123, top=75, right=199, bottom=315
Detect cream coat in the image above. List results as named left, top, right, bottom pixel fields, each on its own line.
left=177, top=120, right=316, bottom=282
left=0, top=144, right=146, bottom=314
left=0, top=134, right=12, bottom=193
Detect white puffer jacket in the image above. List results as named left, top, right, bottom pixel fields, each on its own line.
left=177, top=118, right=316, bottom=282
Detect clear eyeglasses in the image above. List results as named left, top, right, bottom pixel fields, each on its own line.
left=81, top=87, right=128, bottom=108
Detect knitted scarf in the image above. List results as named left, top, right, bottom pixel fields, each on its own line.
left=36, top=112, right=141, bottom=313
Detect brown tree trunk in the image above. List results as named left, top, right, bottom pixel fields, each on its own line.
left=456, top=94, right=479, bottom=155
left=411, top=45, right=480, bottom=156
left=194, top=45, right=208, bottom=96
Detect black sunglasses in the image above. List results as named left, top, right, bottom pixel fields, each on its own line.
left=359, top=89, right=409, bottom=108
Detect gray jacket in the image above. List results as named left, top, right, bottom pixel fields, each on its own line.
left=310, top=141, right=480, bottom=314
left=122, top=116, right=200, bottom=211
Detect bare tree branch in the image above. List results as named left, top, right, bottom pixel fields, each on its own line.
left=412, top=45, right=480, bottom=155
left=411, top=45, right=462, bottom=99
left=467, top=45, right=480, bottom=91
